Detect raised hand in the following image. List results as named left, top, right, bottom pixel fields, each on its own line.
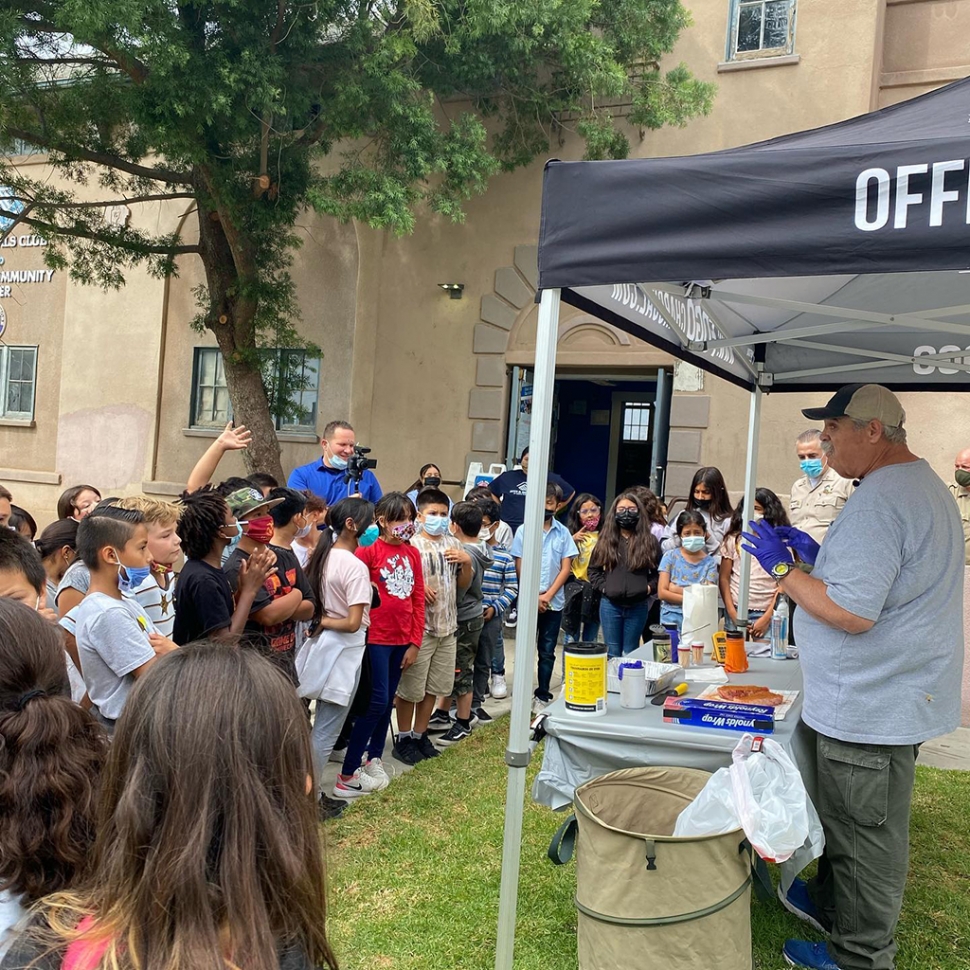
left=216, top=422, right=253, bottom=452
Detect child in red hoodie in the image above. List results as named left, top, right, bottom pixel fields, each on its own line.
left=336, top=492, right=425, bottom=791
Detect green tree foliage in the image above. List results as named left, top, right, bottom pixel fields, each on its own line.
left=0, top=0, right=714, bottom=477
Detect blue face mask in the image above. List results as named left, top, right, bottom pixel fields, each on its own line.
left=328, top=452, right=349, bottom=470
left=422, top=514, right=450, bottom=536
left=357, top=523, right=380, bottom=547
left=219, top=520, right=243, bottom=564
left=681, top=535, right=706, bottom=554
left=113, top=549, right=151, bottom=593
left=800, top=458, right=824, bottom=479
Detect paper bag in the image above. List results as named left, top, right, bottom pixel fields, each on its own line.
left=682, top=584, right=718, bottom=651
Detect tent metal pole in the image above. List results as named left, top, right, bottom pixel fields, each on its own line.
left=494, top=286, right=561, bottom=970
left=710, top=287, right=970, bottom=337
left=736, top=384, right=763, bottom=627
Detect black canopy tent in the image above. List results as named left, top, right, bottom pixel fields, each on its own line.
left=494, top=78, right=970, bottom=969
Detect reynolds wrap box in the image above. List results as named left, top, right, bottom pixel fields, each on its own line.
left=662, top=696, right=775, bottom=734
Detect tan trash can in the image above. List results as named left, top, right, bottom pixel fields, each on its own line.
left=549, top=766, right=752, bottom=970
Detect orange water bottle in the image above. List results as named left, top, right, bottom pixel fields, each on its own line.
left=724, top=631, right=748, bottom=673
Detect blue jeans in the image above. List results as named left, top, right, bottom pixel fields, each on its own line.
left=724, top=609, right=766, bottom=633
left=535, top=609, right=563, bottom=701
left=474, top=615, right=504, bottom=706
left=599, top=599, right=650, bottom=658
left=341, top=644, right=408, bottom=774
left=562, top=621, right=600, bottom=645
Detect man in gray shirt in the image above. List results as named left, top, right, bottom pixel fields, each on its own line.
left=743, top=384, right=963, bottom=970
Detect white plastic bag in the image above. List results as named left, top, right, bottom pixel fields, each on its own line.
left=295, top=627, right=365, bottom=703
left=673, top=734, right=824, bottom=864
left=682, top=584, right=718, bottom=652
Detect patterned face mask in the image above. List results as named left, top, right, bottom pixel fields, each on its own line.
left=391, top=522, right=417, bottom=542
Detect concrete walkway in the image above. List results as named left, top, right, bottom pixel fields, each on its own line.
left=317, top=632, right=970, bottom=800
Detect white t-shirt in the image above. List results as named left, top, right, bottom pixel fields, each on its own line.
left=798, top=459, right=964, bottom=745
left=321, top=548, right=372, bottom=628
left=75, top=593, right=157, bottom=722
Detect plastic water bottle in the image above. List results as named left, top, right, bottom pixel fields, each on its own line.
left=770, top=597, right=789, bottom=660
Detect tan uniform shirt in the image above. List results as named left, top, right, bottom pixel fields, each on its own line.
left=948, top=482, right=970, bottom=565
left=789, top=466, right=855, bottom=543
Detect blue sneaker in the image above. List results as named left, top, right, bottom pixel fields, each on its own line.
left=783, top=940, right=843, bottom=970
left=778, top=878, right=831, bottom=934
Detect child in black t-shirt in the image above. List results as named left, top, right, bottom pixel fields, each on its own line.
left=173, top=488, right=275, bottom=646
left=222, top=488, right=314, bottom=684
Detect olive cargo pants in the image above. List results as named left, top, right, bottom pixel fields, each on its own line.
left=803, top=727, right=918, bottom=970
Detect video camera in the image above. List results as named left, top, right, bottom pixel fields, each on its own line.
left=345, top=443, right=378, bottom=485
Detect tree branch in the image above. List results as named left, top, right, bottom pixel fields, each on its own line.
left=13, top=214, right=201, bottom=255
left=31, top=193, right=197, bottom=209
left=4, top=127, right=192, bottom=185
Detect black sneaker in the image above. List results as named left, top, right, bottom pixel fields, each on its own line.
left=505, top=606, right=518, bottom=628
left=472, top=707, right=494, bottom=723
left=427, top=709, right=453, bottom=733
left=438, top=720, right=472, bottom=746
left=415, top=733, right=440, bottom=759
left=317, top=794, right=346, bottom=820
left=392, top=735, right=424, bottom=766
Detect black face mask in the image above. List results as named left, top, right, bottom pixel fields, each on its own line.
left=615, top=510, right=640, bottom=529
left=423, top=476, right=441, bottom=488
left=544, top=508, right=556, bottom=521
left=693, top=498, right=712, bottom=511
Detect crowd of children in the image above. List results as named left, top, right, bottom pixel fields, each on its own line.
left=0, top=451, right=785, bottom=966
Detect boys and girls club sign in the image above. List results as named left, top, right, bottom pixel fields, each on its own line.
left=0, top=184, right=55, bottom=338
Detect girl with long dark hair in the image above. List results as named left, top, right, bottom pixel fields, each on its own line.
left=405, top=464, right=451, bottom=509
left=303, top=497, right=381, bottom=807
left=719, top=488, right=790, bottom=639
left=3, top=643, right=337, bottom=970
left=562, top=493, right=603, bottom=645
left=0, top=599, right=105, bottom=957
left=662, top=466, right=733, bottom=558
left=339, top=492, right=424, bottom=790
left=588, top=492, right=661, bottom=657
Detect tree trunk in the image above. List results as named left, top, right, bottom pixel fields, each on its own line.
left=195, top=178, right=285, bottom=483
left=218, top=341, right=285, bottom=480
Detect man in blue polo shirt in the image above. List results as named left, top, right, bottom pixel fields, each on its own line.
left=287, top=419, right=383, bottom=505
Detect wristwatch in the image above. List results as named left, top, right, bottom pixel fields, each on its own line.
left=771, top=561, right=796, bottom=580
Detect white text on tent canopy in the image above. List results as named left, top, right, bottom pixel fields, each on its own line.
left=610, top=282, right=744, bottom=366
left=855, top=160, right=970, bottom=232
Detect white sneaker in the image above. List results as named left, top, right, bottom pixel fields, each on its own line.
left=361, top=758, right=393, bottom=789
left=491, top=674, right=508, bottom=699
left=532, top=696, right=552, bottom=716
left=332, top=767, right=386, bottom=800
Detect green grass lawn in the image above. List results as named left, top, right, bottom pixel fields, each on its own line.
left=324, top=718, right=970, bottom=970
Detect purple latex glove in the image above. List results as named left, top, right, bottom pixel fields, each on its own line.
left=740, top=519, right=794, bottom=575
left=774, top=525, right=820, bottom=566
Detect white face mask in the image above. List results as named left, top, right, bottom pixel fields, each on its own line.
left=294, top=518, right=312, bottom=539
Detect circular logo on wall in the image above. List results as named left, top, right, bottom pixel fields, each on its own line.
left=0, top=186, right=25, bottom=233
left=0, top=303, right=6, bottom=338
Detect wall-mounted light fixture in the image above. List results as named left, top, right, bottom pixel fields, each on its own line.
left=438, top=282, right=465, bottom=300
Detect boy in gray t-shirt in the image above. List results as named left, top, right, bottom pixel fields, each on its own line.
left=74, top=506, right=178, bottom=729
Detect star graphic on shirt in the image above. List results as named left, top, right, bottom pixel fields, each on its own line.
left=160, top=592, right=171, bottom=614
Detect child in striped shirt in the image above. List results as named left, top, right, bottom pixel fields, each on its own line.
left=471, top=497, right=518, bottom=713
left=117, top=496, right=182, bottom=638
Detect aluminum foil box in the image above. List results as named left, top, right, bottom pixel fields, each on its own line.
left=662, top=696, right=775, bottom=734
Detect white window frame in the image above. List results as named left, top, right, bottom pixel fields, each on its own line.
left=189, top=346, right=321, bottom=434
left=727, top=0, right=796, bottom=61
left=0, top=345, right=38, bottom=420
